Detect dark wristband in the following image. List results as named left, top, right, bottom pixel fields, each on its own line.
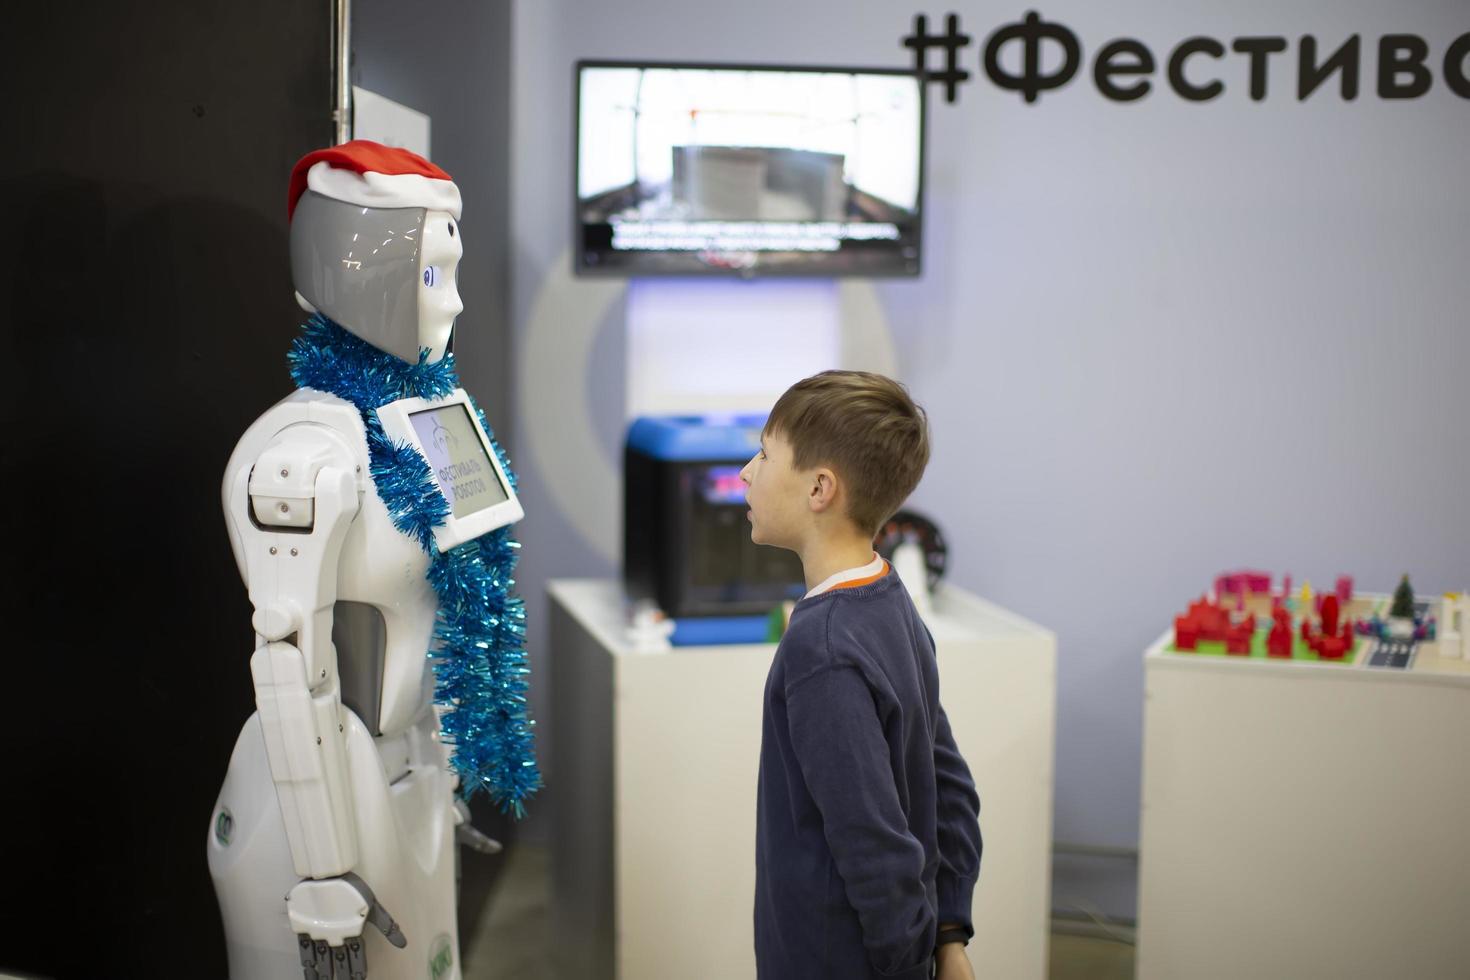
left=936, top=927, right=969, bottom=948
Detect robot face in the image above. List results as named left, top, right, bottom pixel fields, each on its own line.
left=416, top=210, right=463, bottom=363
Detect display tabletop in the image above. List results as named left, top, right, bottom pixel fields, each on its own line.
left=1147, top=630, right=1470, bottom=685
left=548, top=578, right=1058, bottom=980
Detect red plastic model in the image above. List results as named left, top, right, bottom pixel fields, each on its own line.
left=1174, top=596, right=1254, bottom=654
left=1300, top=595, right=1355, bottom=660
left=1267, top=608, right=1293, bottom=658
left=1174, top=571, right=1360, bottom=662
left=1215, top=570, right=1272, bottom=607
left=1320, top=594, right=1340, bottom=635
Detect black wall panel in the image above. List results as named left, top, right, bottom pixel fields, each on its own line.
left=1, top=2, right=330, bottom=975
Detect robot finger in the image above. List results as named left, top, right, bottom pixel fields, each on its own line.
left=342, top=935, right=368, bottom=979
left=296, top=935, right=326, bottom=980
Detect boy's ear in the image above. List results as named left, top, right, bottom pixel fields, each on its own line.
left=808, top=467, right=838, bottom=513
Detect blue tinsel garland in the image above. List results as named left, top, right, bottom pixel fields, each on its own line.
left=288, top=313, right=540, bottom=816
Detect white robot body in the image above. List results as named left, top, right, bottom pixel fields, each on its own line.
left=209, top=389, right=465, bottom=980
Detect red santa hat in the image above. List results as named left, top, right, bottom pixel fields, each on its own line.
left=287, top=140, right=461, bottom=221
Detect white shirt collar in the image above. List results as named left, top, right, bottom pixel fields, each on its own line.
left=804, top=551, right=886, bottom=599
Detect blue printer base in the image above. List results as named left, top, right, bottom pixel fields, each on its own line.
left=670, top=614, right=771, bottom=646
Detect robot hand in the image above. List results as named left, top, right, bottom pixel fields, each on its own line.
left=453, top=798, right=503, bottom=855
left=288, top=872, right=406, bottom=980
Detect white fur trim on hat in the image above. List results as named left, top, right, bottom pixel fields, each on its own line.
left=306, top=160, right=463, bottom=219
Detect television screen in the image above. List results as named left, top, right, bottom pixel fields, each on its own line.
left=575, top=61, right=925, bottom=278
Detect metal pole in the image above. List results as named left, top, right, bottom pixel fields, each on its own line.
left=332, top=0, right=352, bottom=144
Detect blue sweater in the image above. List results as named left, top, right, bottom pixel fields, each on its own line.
left=754, top=571, right=983, bottom=980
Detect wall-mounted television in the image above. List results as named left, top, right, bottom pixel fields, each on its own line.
left=575, top=60, right=925, bottom=278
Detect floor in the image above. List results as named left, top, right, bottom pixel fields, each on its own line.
left=461, top=843, right=1135, bottom=980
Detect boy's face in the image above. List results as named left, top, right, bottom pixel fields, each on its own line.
left=739, top=430, right=810, bottom=551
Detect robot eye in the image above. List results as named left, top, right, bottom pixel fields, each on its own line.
left=423, top=266, right=440, bottom=287
left=447, top=222, right=456, bottom=238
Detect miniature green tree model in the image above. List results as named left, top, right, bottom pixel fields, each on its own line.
left=1390, top=574, right=1416, bottom=620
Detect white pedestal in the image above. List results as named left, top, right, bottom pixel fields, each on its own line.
left=548, top=578, right=1057, bottom=980
left=1137, top=626, right=1470, bottom=980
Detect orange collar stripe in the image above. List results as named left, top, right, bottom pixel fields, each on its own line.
left=828, top=561, right=890, bottom=592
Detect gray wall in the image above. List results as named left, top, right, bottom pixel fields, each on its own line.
left=354, top=0, right=514, bottom=432
left=508, top=0, right=1470, bottom=922
left=352, top=0, right=517, bottom=940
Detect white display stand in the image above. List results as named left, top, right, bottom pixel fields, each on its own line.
left=1137, top=621, right=1470, bottom=980
left=547, top=578, right=1057, bottom=980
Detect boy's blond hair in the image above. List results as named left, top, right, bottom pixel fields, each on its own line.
left=764, top=370, right=930, bottom=536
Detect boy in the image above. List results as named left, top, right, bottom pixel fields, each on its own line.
left=742, top=371, right=982, bottom=980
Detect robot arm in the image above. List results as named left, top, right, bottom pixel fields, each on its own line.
left=229, top=418, right=414, bottom=974
left=231, top=423, right=362, bottom=880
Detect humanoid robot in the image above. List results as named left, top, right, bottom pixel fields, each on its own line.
left=208, top=142, right=532, bottom=980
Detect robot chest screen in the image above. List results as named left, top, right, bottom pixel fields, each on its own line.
left=409, top=403, right=510, bottom=518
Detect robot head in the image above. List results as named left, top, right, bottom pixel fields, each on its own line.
left=287, top=141, right=464, bottom=363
